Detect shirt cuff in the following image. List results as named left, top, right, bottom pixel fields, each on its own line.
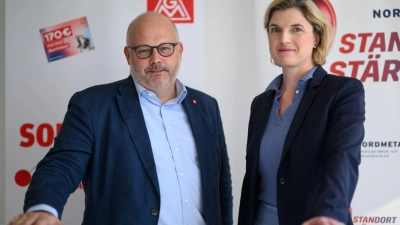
left=26, top=204, right=58, bottom=218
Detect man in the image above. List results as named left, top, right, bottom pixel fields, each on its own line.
left=9, top=12, right=233, bottom=225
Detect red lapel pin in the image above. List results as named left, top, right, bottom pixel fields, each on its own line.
left=192, top=100, right=197, bottom=104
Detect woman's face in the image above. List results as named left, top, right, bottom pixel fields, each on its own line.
left=267, top=7, right=319, bottom=70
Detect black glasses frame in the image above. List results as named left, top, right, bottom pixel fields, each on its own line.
left=127, top=42, right=179, bottom=59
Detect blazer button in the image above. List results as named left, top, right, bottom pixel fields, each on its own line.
left=279, top=178, right=285, bottom=185
left=151, top=209, right=158, bottom=216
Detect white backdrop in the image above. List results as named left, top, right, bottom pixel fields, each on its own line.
left=2, top=0, right=400, bottom=224
left=5, top=0, right=204, bottom=224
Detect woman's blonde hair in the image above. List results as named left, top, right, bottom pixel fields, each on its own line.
left=264, top=0, right=334, bottom=65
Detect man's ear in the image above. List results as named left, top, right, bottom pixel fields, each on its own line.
left=124, top=46, right=131, bottom=65
left=178, top=42, right=184, bottom=56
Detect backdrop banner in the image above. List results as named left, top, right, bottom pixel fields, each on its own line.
left=5, top=0, right=203, bottom=224
left=5, top=0, right=400, bottom=224
left=255, top=0, right=400, bottom=224
left=326, top=1, right=399, bottom=224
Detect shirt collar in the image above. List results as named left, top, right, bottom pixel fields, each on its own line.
left=133, top=78, right=187, bottom=104
left=266, top=66, right=317, bottom=91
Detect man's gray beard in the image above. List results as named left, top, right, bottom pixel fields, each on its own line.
left=131, top=62, right=181, bottom=89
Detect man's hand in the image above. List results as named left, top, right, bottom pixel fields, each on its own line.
left=302, top=216, right=345, bottom=225
left=8, top=212, right=62, bottom=225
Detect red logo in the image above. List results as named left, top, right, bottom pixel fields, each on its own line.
left=148, top=0, right=194, bottom=23
left=15, top=169, right=32, bottom=187
left=313, top=0, right=337, bottom=32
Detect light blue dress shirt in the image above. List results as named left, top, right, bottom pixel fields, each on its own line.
left=134, top=79, right=206, bottom=225
left=255, top=67, right=316, bottom=225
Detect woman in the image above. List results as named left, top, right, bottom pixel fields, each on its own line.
left=238, top=0, right=365, bottom=225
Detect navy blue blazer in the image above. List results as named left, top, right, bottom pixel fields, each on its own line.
left=24, top=76, right=233, bottom=225
left=238, top=66, right=365, bottom=225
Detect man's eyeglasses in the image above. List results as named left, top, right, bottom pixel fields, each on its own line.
left=127, top=42, right=180, bottom=59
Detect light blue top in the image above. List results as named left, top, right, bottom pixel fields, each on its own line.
left=255, top=67, right=316, bottom=225
left=134, top=79, right=206, bottom=225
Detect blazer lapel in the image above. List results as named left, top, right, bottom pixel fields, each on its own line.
left=247, top=90, right=275, bottom=156
left=181, top=98, right=210, bottom=146
left=116, top=76, right=160, bottom=195
left=281, top=66, right=326, bottom=161
left=181, top=91, right=214, bottom=166
left=181, top=90, right=220, bottom=206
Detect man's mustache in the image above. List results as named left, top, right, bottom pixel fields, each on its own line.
left=145, top=64, right=169, bottom=72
